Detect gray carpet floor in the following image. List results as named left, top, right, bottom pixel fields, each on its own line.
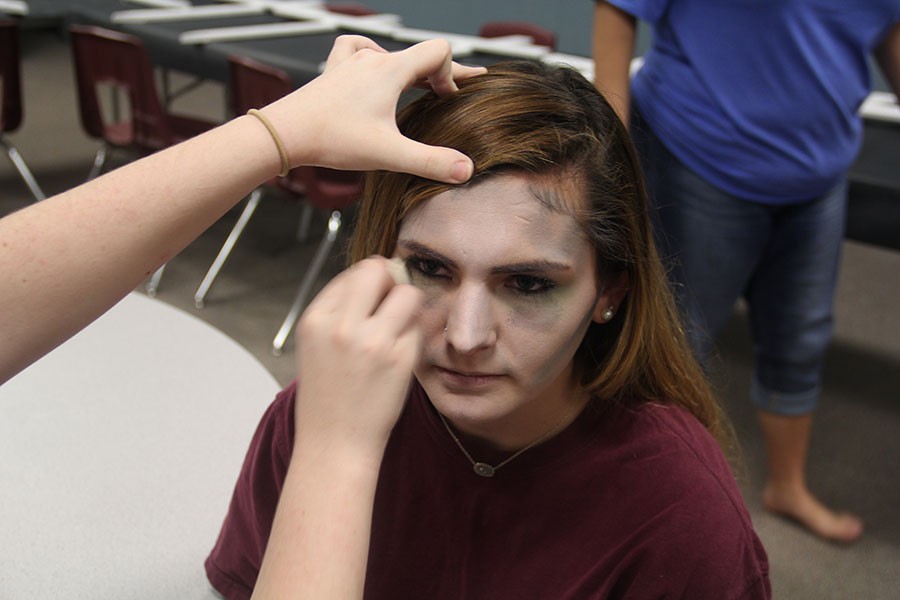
left=4, top=28, right=899, bottom=599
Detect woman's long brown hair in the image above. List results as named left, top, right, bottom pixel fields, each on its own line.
left=348, top=60, right=733, bottom=452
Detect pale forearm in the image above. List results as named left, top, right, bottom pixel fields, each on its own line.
left=0, top=115, right=277, bottom=383
left=592, top=1, right=637, bottom=126
left=0, top=36, right=483, bottom=385
left=875, top=22, right=900, bottom=99
left=252, top=258, right=422, bottom=599
left=252, top=441, right=383, bottom=600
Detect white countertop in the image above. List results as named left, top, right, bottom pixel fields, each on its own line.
left=0, top=293, right=281, bottom=598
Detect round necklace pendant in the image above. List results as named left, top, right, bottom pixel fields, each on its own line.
left=473, top=462, right=496, bottom=477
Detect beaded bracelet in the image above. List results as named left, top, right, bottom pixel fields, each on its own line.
left=247, top=108, right=290, bottom=177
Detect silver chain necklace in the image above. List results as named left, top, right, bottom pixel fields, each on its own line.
left=436, top=410, right=571, bottom=477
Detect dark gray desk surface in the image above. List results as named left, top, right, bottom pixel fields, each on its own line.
left=72, top=1, right=349, bottom=83
left=67, top=1, right=506, bottom=85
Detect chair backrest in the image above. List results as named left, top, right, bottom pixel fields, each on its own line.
left=69, top=24, right=174, bottom=149
left=228, top=54, right=300, bottom=192
left=228, top=55, right=363, bottom=210
left=228, top=54, right=293, bottom=115
left=0, top=19, right=23, bottom=133
left=478, top=20, right=558, bottom=50
left=325, top=2, right=378, bottom=17
left=297, top=166, right=364, bottom=211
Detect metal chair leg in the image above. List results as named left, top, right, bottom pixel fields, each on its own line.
left=146, top=263, right=166, bottom=297
left=194, top=188, right=263, bottom=308
left=1, top=137, right=46, bottom=201
left=87, top=144, right=109, bottom=181
left=272, top=210, right=342, bottom=356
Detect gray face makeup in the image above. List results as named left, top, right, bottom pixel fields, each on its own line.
left=392, top=173, right=611, bottom=448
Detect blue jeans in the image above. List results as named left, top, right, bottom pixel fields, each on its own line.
left=632, top=111, right=847, bottom=416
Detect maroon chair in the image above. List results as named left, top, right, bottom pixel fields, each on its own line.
left=68, top=24, right=216, bottom=181
left=194, top=54, right=299, bottom=309
left=325, top=2, right=378, bottom=16
left=478, top=21, right=558, bottom=50
left=0, top=19, right=45, bottom=200
left=193, top=55, right=363, bottom=356
left=69, top=24, right=218, bottom=295
left=271, top=165, right=363, bottom=355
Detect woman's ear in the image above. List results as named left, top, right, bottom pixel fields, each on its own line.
left=592, top=271, right=631, bottom=324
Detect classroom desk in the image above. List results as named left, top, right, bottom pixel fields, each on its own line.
left=67, top=0, right=518, bottom=85
left=66, top=0, right=499, bottom=84
left=0, top=293, right=280, bottom=598
left=0, top=0, right=63, bottom=21
left=70, top=0, right=324, bottom=83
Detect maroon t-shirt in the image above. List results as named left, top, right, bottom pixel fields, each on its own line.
left=206, top=382, right=770, bottom=599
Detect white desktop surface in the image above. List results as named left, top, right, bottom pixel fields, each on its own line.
left=0, top=293, right=281, bottom=598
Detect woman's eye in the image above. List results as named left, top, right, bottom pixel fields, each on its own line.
left=509, top=275, right=556, bottom=295
left=406, top=256, right=447, bottom=279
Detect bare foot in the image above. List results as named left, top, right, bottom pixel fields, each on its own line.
left=763, top=484, right=863, bottom=543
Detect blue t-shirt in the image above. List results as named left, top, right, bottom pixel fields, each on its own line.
left=607, top=0, right=900, bottom=203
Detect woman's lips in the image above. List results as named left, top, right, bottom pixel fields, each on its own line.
left=435, top=366, right=503, bottom=390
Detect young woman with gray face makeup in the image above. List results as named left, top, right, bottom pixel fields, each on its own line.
left=206, top=60, right=771, bottom=599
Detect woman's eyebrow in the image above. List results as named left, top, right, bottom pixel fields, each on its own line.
left=491, top=261, right=573, bottom=275
left=396, top=240, right=457, bottom=268
left=397, top=240, right=572, bottom=275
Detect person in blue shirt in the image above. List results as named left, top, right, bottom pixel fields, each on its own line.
left=593, top=0, right=900, bottom=542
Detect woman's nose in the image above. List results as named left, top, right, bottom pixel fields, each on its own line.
left=443, top=284, right=497, bottom=354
